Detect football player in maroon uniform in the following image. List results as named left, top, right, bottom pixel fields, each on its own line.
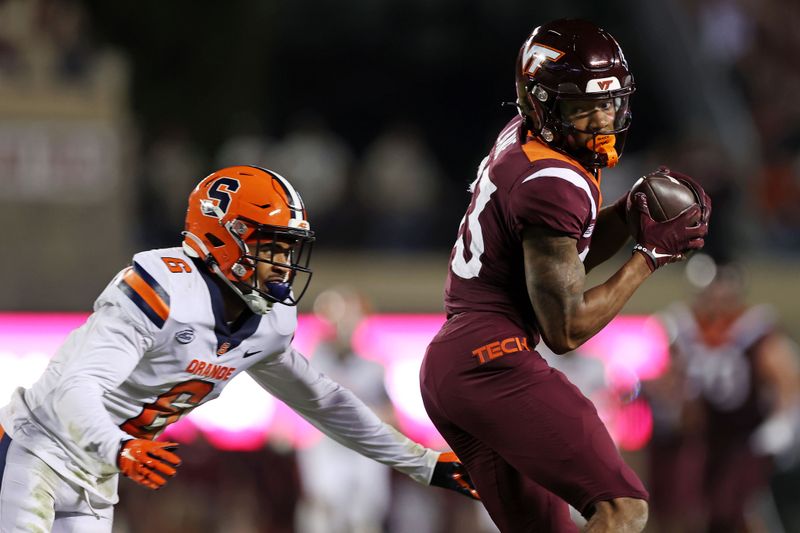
left=420, top=19, right=711, bottom=532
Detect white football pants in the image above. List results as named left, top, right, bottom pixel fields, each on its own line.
left=0, top=434, right=114, bottom=533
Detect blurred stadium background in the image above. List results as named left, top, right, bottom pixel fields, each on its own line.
left=2, top=0, right=800, bottom=531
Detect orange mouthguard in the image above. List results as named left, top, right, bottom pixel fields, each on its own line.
left=587, top=134, right=619, bottom=167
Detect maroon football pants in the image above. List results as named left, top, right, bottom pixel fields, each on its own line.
left=420, top=312, right=648, bottom=533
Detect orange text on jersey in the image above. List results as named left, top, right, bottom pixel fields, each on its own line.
left=472, top=337, right=530, bottom=364
left=185, top=359, right=236, bottom=381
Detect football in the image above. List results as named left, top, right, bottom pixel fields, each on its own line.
left=627, top=170, right=701, bottom=235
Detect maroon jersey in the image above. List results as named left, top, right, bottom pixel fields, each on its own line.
left=422, top=116, right=648, bottom=531
left=445, top=115, right=602, bottom=338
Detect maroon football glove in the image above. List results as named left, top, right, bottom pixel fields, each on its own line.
left=430, top=451, right=480, bottom=500
left=630, top=192, right=708, bottom=271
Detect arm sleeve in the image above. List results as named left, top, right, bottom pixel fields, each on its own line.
left=248, top=347, right=438, bottom=484
left=509, top=173, right=592, bottom=239
left=50, top=302, right=153, bottom=467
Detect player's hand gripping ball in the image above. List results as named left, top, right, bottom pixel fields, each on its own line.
left=626, top=167, right=712, bottom=270
left=117, top=439, right=182, bottom=490
left=430, top=451, right=481, bottom=500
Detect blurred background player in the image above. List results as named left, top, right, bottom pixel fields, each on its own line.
left=295, top=286, right=395, bottom=533
left=646, top=260, right=800, bottom=532
left=420, top=18, right=711, bottom=533
left=0, top=165, right=477, bottom=533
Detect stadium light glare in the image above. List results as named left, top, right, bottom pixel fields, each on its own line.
left=0, top=312, right=666, bottom=451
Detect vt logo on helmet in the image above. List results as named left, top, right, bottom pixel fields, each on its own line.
left=183, top=165, right=315, bottom=314
left=515, top=19, right=635, bottom=170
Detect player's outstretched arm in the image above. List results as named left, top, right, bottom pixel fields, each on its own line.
left=247, top=348, right=478, bottom=498
left=522, top=225, right=652, bottom=354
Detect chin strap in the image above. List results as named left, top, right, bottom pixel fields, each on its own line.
left=182, top=233, right=274, bottom=315
left=240, top=291, right=274, bottom=315
left=210, top=262, right=275, bottom=315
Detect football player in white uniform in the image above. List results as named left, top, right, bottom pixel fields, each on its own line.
left=0, top=165, right=478, bottom=532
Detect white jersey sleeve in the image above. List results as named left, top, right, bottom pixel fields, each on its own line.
left=247, top=347, right=438, bottom=484
left=47, top=300, right=153, bottom=466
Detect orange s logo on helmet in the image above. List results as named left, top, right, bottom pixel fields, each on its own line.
left=205, top=178, right=241, bottom=216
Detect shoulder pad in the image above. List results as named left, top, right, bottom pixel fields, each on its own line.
left=116, top=261, right=170, bottom=329
left=113, top=250, right=182, bottom=329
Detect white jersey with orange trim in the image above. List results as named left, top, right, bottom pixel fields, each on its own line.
left=0, top=246, right=437, bottom=505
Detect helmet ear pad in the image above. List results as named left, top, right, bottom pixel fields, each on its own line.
left=187, top=221, right=253, bottom=283
left=527, top=91, right=545, bottom=133
left=517, top=80, right=544, bottom=133
left=518, top=82, right=568, bottom=146
left=230, top=257, right=256, bottom=282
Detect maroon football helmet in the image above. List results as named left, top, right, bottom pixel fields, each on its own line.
left=515, top=19, right=635, bottom=170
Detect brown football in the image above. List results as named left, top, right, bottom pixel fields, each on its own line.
left=628, top=171, right=700, bottom=234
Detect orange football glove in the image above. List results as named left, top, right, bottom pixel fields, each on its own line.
left=430, top=451, right=480, bottom=500
left=117, top=439, right=181, bottom=490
